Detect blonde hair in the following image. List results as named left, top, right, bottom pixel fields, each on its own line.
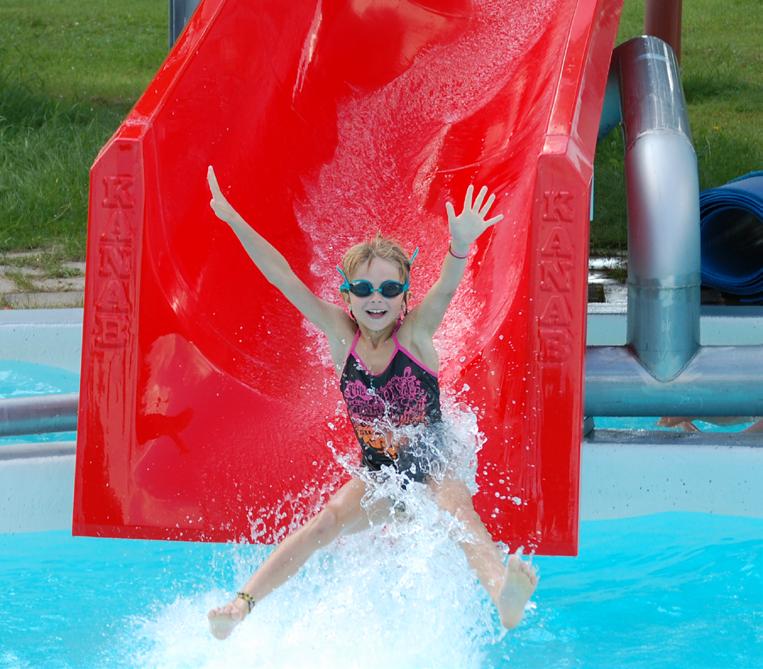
left=340, top=232, right=412, bottom=285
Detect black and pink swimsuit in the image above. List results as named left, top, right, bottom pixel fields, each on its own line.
left=339, top=328, right=442, bottom=482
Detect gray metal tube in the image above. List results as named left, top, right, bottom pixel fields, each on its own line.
left=618, top=36, right=700, bottom=381
left=585, top=346, right=763, bottom=416
left=0, top=394, right=78, bottom=437
left=169, top=0, right=201, bottom=47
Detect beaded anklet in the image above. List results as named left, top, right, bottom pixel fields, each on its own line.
left=236, top=591, right=256, bottom=613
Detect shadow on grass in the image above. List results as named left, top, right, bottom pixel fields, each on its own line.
left=682, top=72, right=761, bottom=104
left=0, top=67, right=112, bottom=132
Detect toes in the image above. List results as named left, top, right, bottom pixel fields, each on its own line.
left=522, top=561, right=539, bottom=583
left=506, top=555, right=539, bottom=586
left=208, top=603, right=236, bottom=618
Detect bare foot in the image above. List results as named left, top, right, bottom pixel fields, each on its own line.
left=497, top=553, right=538, bottom=629
left=207, top=597, right=249, bottom=640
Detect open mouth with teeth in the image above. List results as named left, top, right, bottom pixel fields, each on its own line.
left=365, top=309, right=388, bottom=319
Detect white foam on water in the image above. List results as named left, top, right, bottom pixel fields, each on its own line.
left=126, top=401, right=512, bottom=668
left=0, top=650, right=31, bottom=669
left=128, top=518, right=500, bottom=667
left=130, top=525, right=497, bottom=668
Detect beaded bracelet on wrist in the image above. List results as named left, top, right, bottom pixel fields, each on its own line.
left=448, top=243, right=469, bottom=260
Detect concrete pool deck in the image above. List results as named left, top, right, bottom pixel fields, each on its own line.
left=0, top=252, right=85, bottom=310
left=1, top=305, right=762, bottom=535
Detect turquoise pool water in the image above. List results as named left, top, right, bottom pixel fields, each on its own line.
left=0, top=360, right=79, bottom=398
left=594, top=416, right=756, bottom=433
left=1, top=513, right=761, bottom=668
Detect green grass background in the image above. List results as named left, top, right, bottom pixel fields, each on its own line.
left=0, top=0, right=166, bottom=259
left=0, top=0, right=761, bottom=259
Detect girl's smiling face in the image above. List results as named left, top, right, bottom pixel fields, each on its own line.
left=346, top=256, right=407, bottom=331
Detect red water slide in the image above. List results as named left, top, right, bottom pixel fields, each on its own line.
left=73, top=0, right=621, bottom=555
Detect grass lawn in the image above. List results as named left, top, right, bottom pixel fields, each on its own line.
left=0, top=0, right=760, bottom=263
left=0, top=0, right=166, bottom=262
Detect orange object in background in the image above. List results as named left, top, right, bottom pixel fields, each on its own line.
left=73, top=0, right=621, bottom=555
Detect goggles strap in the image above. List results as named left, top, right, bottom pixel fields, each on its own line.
left=336, top=266, right=350, bottom=292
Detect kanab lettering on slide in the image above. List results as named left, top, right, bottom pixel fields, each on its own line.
left=95, top=174, right=135, bottom=351
left=539, top=189, right=575, bottom=364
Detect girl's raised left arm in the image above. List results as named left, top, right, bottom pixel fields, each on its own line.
left=410, top=185, right=503, bottom=336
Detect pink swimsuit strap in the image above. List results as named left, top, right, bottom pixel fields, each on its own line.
left=347, top=327, right=438, bottom=378
left=348, top=328, right=361, bottom=356
left=392, top=331, right=438, bottom=377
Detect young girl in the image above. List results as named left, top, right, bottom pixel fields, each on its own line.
left=205, top=165, right=538, bottom=640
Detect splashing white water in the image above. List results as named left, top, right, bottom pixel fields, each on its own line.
left=130, top=523, right=498, bottom=668
left=129, top=511, right=501, bottom=667
left=127, top=401, right=510, bottom=668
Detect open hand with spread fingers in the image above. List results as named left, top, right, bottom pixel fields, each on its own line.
left=445, top=184, right=504, bottom=257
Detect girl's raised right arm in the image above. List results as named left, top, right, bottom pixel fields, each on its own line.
left=207, top=166, right=349, bottom=337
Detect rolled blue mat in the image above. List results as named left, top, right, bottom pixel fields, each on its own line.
left=700, top=171, right=763, bottom=303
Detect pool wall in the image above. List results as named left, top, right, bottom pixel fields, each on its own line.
left=1, top=308, right=762, bottom=535
left=582, top=433, right=762, bottom=519
left=0, top=444, right=74, bottom=532
left=0, top=308, right=83, bottom=372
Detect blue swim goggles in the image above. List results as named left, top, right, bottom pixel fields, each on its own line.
left=337, top=248, right=419, bottom=298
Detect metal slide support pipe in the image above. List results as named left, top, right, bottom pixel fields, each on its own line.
left=585, top=36, right=763, bottom=417
left=618, top=36, right=701, bottom=382
left=645, top=0, right=682, bottom=63
left=0, top=394, right=78, bottom=437
left=169, top=0, right=201, bottom=47
left=586, top=346, right=763, bottom=416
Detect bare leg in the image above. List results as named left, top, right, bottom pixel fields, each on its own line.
left=430, top=477, right=538, bottom=629
left=658, top=416, right=763, bottom=433
left=208, top=477, right=377, bottom=640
